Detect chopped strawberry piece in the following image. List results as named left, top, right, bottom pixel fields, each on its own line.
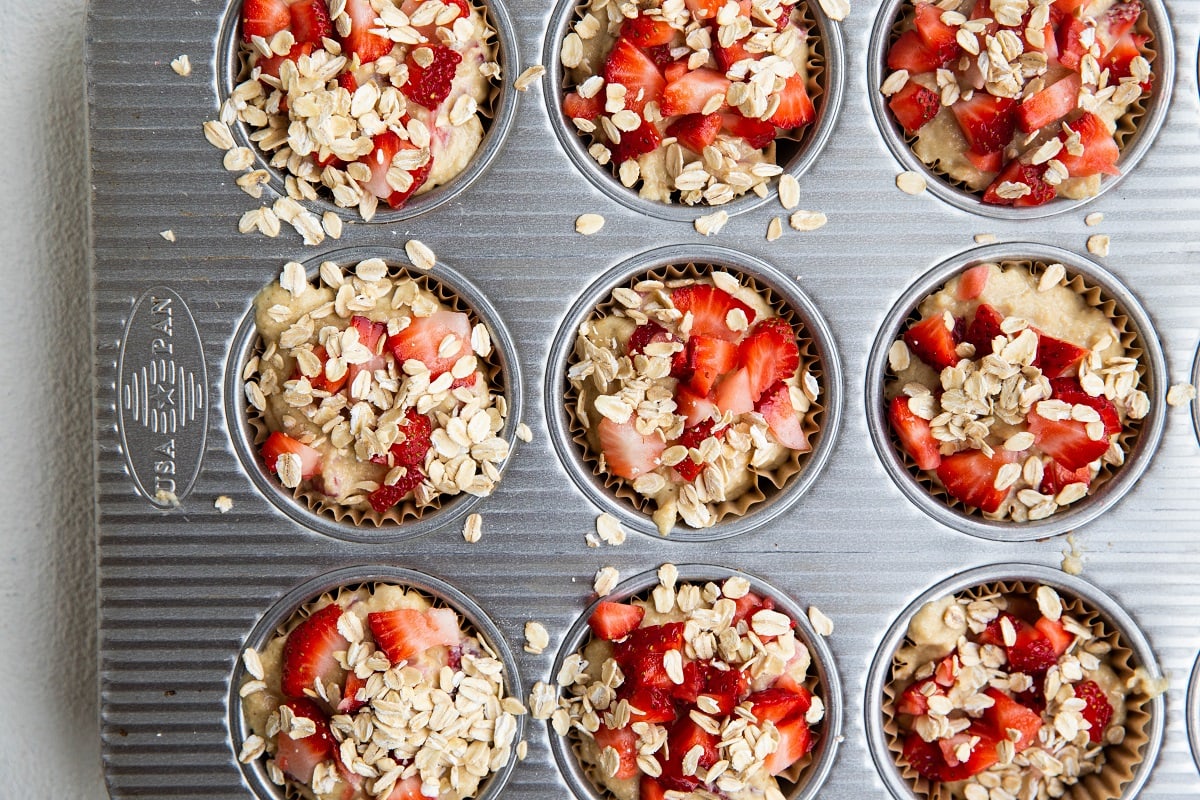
left=887, top=29, right=947, bottom=74
left=1039, top=459, right=1092, bottom=496
left=664, top=60, right=690, bottom=84
left=913, top=2, right=963, bottom=63
left=262, top=431, right=321, bottom=479
left=1053, top=0, right=1086, bottom=12
left=951, top=93, right=1018, bottom=155
left=889, top=395, right=941, bottom=471
left=1057, top=112, right=1121, bottom=178
left=1017, top=72, right=1082, bottom=132
left=242, top=0, right=291, bottom=42
left=715, top=367, right=755, bottom=415
left=714, top=37, right=757, bottom=72
left=982, top=159, right=1056, bottom=207
left=731, top=591, right=770, bottom=625
left=676, top=383, right=719, bottom=427
left=1050, top=377, right=1121, bottom=434
left=289, top=0, right=332, bottom=44
left=683, top=0, right=725, bottom=21
left=614, top=622, right=685, bottom=662
left=339, top=670, right=367, bottom=714
left=666, top=112, right=723, bottom=153
left=671, top=284, right=755, bottom=341
left=748, top=687, right=812, bottom=725
left=738, top=318, right=799, bottom=400
left=1102, top=32, right=1151, bottom=88
left=389, top=407, right=434, bottom=468
left=982, top=688, right=1043, bottom=751
left=674, top=418, right=724, bottom=481
left=764, top=714, right=814, bottom=775
left=670, top=659, right=707, bottom=703
left=304, top=345, right=348, bottom=394
left=757, top=382, right=811, bottom=451
left=889, top=80, right=941, bottom=135
left=1033, top=332, right=1089, bottom=378
left=592, top=725, right=640, bottom=779
left=366, top=467, right=424, bottom=512
left=1074, top=679, right=1114, bottom=742
left=368, top=607, right=460, bottom=664
left=659, top=718, right=719, bottom=791
left=965, top=148, right=1004, bottom=174
left=256, top=41, right=315, bottom=80
left=768, top=74, right=815, bottom=129
left=598, top=417, right=665, bottom=480
left=897, top=677, right=938, bottom=716
left=936, top=449, right=1011, bottom=513
left=359, top=131, right=433, bottom=208
left=610, top=117, right=662, bottom=164
left=938, top=724, right=1001, bottom=780
left=1035, top=616, right=1075, bottom=655
left=660, top=68, right=731, bottom=117
left=1057, top=17, right=1089, bottom=70
left=342, top=0, right=394, bottom=63
left=588, top=601, right=645, bottom=641
left=720, top=112, right=776, bottom=149
left=386, top=777, right=425, bottom=800
left=934, top=655, right=958, bottom=687
left=386, top=309, right=471, bottom=376
left=625, top=685, right=677, bottom=723
left=621, top=13, right=676, bottom=47
left=1027, top=411, right=1110, bottom=471
left=903, top=731, right=946, bottom=780
left=957, top=264, right=990, bottom=301
left=639, top=775, right=669, bottom=800
left=603, top=37, right=666, bottom=114
left=1002, top=615, right=1059, bottom=674
left=628, top=321, right=670, bottom=355
left=965, top=303, right=1004, bottom=356
left=275, top=698, right=336, bottom=783
left=703, top=665, right=749, bottom=715
left=338, top=71, right=359, bottom=93
left=903, top=314, right=959, bottom=371
left=563, top=91, right=604, bottom=122
left=404, top=44, right=463, bottom=109
left=1095, top=1, right=1142, bottom=56
left=682, top=334, right=738, bottom=395
left=281, top=604, right=348, bottom=698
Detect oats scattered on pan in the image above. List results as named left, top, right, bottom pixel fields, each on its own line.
left=1088, top=234, right=1111, bottom=257
left=594, top=566, right=620, bottom=597
left=170, top=55, right=191, bottom=77
left=405, top=239, right=436, bottom=271
left=1085, top=212, right=1105, bottom=227
left=974, top=233, right=996, bottom=244
left=1062, top=533, right=1083, bottom=575
left=516, top=422, right=533, bottom=443
left=778, top=174, right=800, bottom=210
left=789, top=210, right=827, bottom=231
left=896, top=171, right=926, bottom=195
left=514, top=65, right=545, bottom=92
left=767, top=216, right=783, bottom=241
left=154, top=489, right=180, bottom=508
left=694, top=210, right=728, bottom=236
left=524, top=621, right=550, bottom=654
left=819, top=0, right=850, bottom=21
left=214, top=495, right=233, bottom=514
left=463, top=513, right=483, bottom=543
left=160, top=230, right=177, bottom=242
left=808, top=605, right=834, bottom=636
left=1167, top=383, right=1196, bottom=407
left=596, top=513, right=626, bottom=546
left=576, top=213, right=605, bottom=235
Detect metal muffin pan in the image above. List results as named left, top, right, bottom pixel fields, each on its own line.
left=88, top=0, right=1200, bottom=798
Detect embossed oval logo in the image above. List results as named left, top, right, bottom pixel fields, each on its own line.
left=117, top=287, right=208, bottom=508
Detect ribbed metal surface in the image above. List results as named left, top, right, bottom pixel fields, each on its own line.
left=88, top=1, right=1200, bottom=799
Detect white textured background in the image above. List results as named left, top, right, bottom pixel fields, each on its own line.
left=0, top=0, right=107, bottom=794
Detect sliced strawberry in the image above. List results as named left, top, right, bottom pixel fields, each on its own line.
left=1033, top=332, right=1089, bottom=378
left=714, top=367, right=754, bottom=415
left=342, top=0, right=394, bottom=63
left=386, top=777, right=425, bottom=800
left=338, top=71, right=359, bottom=93
left=731, top=591, right=770, bottom=625
left=764, top=714, right=814, bottom=775
left=624, top=685, right=677, bottom=723
left=592, top=725, right=640, bottom=779
left=889, top=396, right=941, bottom=471
left=1057, top=17, right=1089, bottom=70
left=563, top=91, right=604, bottom=122
left=304, top=345, right=348, bottom=394
left=903, top=314, right=959, bottom=371
left=289, top=0, right=332, bottom=44
left=360, top=131, right=411, bottom=204
left=628, top=321, right=672, bottom=356
left=713, top=36, right=757, bottom=72
left=388, top=407, right=434, bottom=468
left=639, top=775, right=669, bottom=800
left=684, top=0, right=725, bottom=21
left=1103, top=32, right=1151, bottom=88
left=275, top=698, right=336, bottom=783
left=897, top=677, right=938, bottom=716
left=756, top=382, right=811, bottom=451
left=386, top=309, right=471, bottom=376
left=982, top=159, right=1056, bottom=207
left=913, top=2, right=963, bottom=63
left=257, top=41, right=315, bottom=80
left=1027, top=411, right=1109, bottom=471
left=903, top=731, right=946, bottom=780
left=1035, top=616, right=1075, bottom=655
left=1096, top=1, right=1142, bottom=56
left=703, top=665, right=749, bottom=715
left=738, top=318, right=799, bottom=399
left=597, top=417, right=665, bottom=480
left=1074, top=679, right=1114, bottom=743
left=339, top=670, right=367, bottom=714
left=610, top=117, right=662, bottom=164
left=1053, top=0, right=1086, bottom=12
left=934, top=655, right=957, bottom=687
left=887, top=29, right=946, bottom=74
left=281, top=604, right=348, bottom=698
left=965, top=303, right=1004, bottom=356
left=671, top=284, right=755, bottom=342
left=621, top=13, right=676, bottom=47
left=982, top=688, right=1043, bottom=751
left=403, top=44, right=463, bottom=109
left=659, top=717, right=719, bottom=791
left=603, top=37, right=666, bottom=114
left=660, top=68, right=731, bottom=116
left=1002, top=615, right=1059, bottom=674
left=768, top=74, right=815, bottom=129
left=676, top=383, right=719, bottom=427
left=1050, top=378, right=1121, bottom=434
left=1040, top=459, right=1092, bottom=496
left=366, top=467, right=424, bottom=512
left=720, top=112, right=776, bottom=149
left=615, top=622, right=685, bottom=662
left=674, top=418, right=725, bottom=481
left=938, top=724, right=1001, bottom=780
left=628, top=652, right=674, bottom=690
left=664, top=60, right=690, bottom=84
left=262, top=431, right=321, bottom=479
left=666, top=112, right=723, bottom=153
left=965, top=148, right=1004, bottom=174
left=748, top=687, right=812, bottom=725
left=889, top=80, right=941, bottom=135
left=588, top=601, right=645, bottom=641
left=368, top=607, right=460, bottom=664
left=1057, top=112, right=1121, bottom=178
left=951, top=93, right=1018, bottom=155
left=683, top=335, right=738, bottom=395
left=242, top=0, right=291, bottom=42
left=1017, top=72, right=1081, bottom=132
left=957, top=264, right=990, bottom=301
left=936, top=449, right=1011, bottom=513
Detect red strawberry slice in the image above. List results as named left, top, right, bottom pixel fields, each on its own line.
left=1039, top=459, right=1092, bottom=496
left=756, top=382, right=811, bottom=451
left=1057, top=17, right=1089, bottom=70
left=748, top=687, right=812, bottom=725
left=1027, top=411, right=1109, bottom=471
left=897, top=677, right=938, bottom=716
left=684, top=0, right=725, bottom=21
left=982, top=159, right=1056, bottom=207
left=625, top=685, right=677, bottom=723
left=913, top=2, right=963, bottom=63
left=1102, top=32, right=1152, bottom=89
left=671, top=284, right=756, bottom=341
left=720, top=112, right=776, bottom=149
left=1033, top=332, right=1089, bottom=378
left=386, top=777, right=425, bottom=800
left=887, top=29, right=946, bottom=74
left=603, top=37, right=666, bottom=114
left=903, top=314, right=959, bottom=371
left=386, top=309, right=471, bottom=376
left=563, top=91, right=604, bottom=122
left=346, top=316, right=388, bottom=386
left=262, top=431, right=321, bottom=479
left=938, top=724, right=1001, bottom=781
left=666, top=112, right=723, bottom=153
left=660, top=68, right=731, bottom=116
left=1017, top=72, right=1081, bottom=132
left=683, top=335, right=738, bottom=395
left=629, top=322, right=671, bottom=356
left=1050, top=378, right=1121, bottom=435
left=281, top=604, right=348, bottom=698
left=614, top=622, right=685, bottom=662
left=671, top=660, right=707, bottom=703
left=366, top=466, right=424, bottom=512
left=659, top=718, right=719, bottom=791
left=592, top=725, right=640, bottom=779
left=621, top=13, right=676, bottom=47
left=889, top=395, right=941, bottom=471
left=360, top=131, right=423, bottom=206
left=703, top=666, right=749, bottom=715
left=676, top=383, right=719, bottom=427
left=597, top=417, right=665, bottom=480
left=339, top=670, right=367, bottom=714
left=965, top=148, right=1004, bottom=174
left=768, top=74, right=815, bottom=129
left=1035, top=616, right=1074, bottom=655
left=610, top=117, right=663, bottom=164
left=368, top=607, right=460, bottom=664
left=1096, top=1, right=1142, bottom=56
left=664, top=60, right=690, bottom=84
left=639, top=776, right=669, bottom=800
left=714, top=367, right=754, bottom=415
left=935, top=449, right=1011, bottom=513
left=731, top=591, right=770, bottom=625
left=388, top=407, right=434, bottom=468
left=629, top=652, right=674, bottom=690
left=889, top=81, right=941, bottom=135
left=714, top=37, right=757, bottom=72
left=903, top=731, right=946, bottom=780
left=982, top=688, right=1043, bottom=751
left=275, top=698, right=336, bottom=783
left=1074, top=679, right=1114, bottom=742
left=965, top=303, right=1004, bottom=356
left=588, top=601, right=645, bottom=641
left=951, top=93, right=1018, bottom=155
left=257, top=41, right=315, bottom=80
left=1057, top=112, right=1121, bottom=178
left=956, top=264, right=990, bottom=300
left=338, top=71, right=359, bottom=93
left=342, top=0, right=394, bottom=63
left=1003, top=615, right=1059, bottom=674
left=304, top=345, right=348, bottom=394
left=404, top=44, right=463, bottom=109
left=674, top=417, right=725, bottom=481
left=764, top=714, right=814, bottom=775
left=289, top=0, right=332, bottom=44
left=242, top=0, right=291, bottom=42
left=738, top=318, right=799, bottom=400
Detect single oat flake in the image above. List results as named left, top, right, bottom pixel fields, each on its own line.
left=1167, top=383, right=1196, bottom=406
left=896, top=171, right=927, bottom=195
left=694, top=210, right=729, bottom=236
left=170, top=55, right=191, bottom=77
left=406, top=239, right=437, bottom=271
left=576, top=213, right=605, bottom=235
left=1087, top=234, right=1111, bottom=257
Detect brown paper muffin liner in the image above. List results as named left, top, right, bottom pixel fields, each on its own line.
left=886, top=3, right=1157, bottom=196
left=245, top=263, right=508, bottom=528
left=564, top=260, right=826, bottom=530
left=881, top=579, right=1154, bottom=800
left=885, top=259, right=1146, bottom=519
left=567, top=582, right=826, bottom=799
left=562, top=0, right=827, bottom=205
